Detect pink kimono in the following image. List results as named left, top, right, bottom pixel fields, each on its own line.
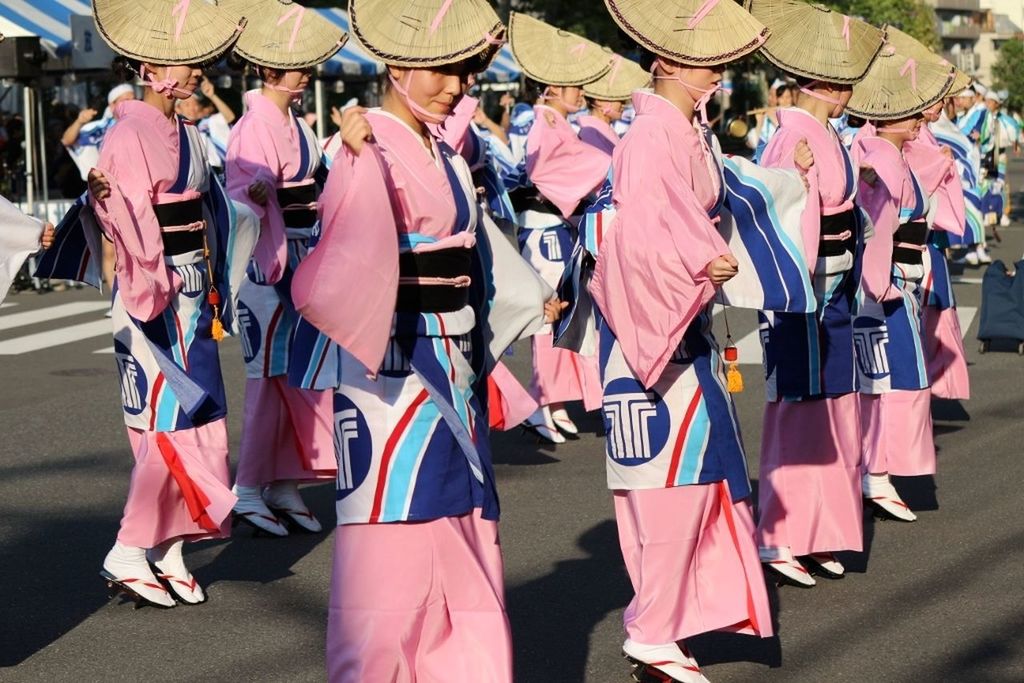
left=591, top=91, right=772, bottom=649
left=296, top=110, right=512, bottom=683
left=854, top=134, right=937, bottom=477
left=756, top=108, right=864, bottom=559
left=520, top=105, right=609, bottom=412
left=904, top=125, right=971, bottom=400
left=226, top=91, right=336, bottom=488
left=92, top=101, right=241, bottom=548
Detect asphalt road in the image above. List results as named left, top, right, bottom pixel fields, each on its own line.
left=2, top=166, right=1023, bottom=682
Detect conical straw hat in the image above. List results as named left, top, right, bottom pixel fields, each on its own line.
left=349, top=0, right=504, bottom=69
left=947, top=68, right=971, bottom=98
left=604, top=0, right=768, bottom=66
left=223, top=0, right=346, bottom=69
left=509, top=12, right=611, bottom=86
left=746, top=0, right=883, bottom=83
left=584, top=53, right=652, bottom=101
left=846, top=43, right=955, bottom=120
left=93, top=0, right=245, bottom=66
left=882, top=24, right=970, bottom=98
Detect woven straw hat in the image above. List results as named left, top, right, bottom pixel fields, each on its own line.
left=604, top=0, right=768, bottom=66
left=92, top=0, right=245, bottom=66
left=746, top=0, right=883, bottom=84
left=584, top=53, right=652, bottom=100
left=222, top=0, right=346, bottom=69
left=509, top=12, right=611, bottom=86
left=947, top=68, right=971, bottom=98
left=509, top=13, right=606, bottom=86
left=882, top=25, right=970, bottom=98
left=349, top=0, right=504, bottom=69
left=846, top=44, right=955, bottom=120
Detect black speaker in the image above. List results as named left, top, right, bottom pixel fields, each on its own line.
left=0, top=36, right=47, bottom=79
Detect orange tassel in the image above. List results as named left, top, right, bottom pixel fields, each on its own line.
left=727, top=363, right=744, bottom=393
left=211, top=313, right=225, bottom=342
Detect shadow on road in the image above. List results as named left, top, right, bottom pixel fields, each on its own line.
left=506, top=520, right=632, bottom=682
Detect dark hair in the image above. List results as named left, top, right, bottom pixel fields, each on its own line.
left=636, top=46, right=658, bottom=73
left=522, top=78, right=546, bottom=103
left=112, top=55, right=142, bottom=82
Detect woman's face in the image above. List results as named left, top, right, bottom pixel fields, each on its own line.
left=830, top=85, right=853, bottom=118
left=887, top=115, right=922, bottom=142
left=777, top=87, right=793, bottom=108
left=391, top=65, right=467, bottom=121
left=594, top=98, right=625, bottom=120
left=157, top=64, right=202, bottom=98
left=547, top=85, right=584, bottom=113
left=680, top=64, right=724, bottom=92
left=277, top=68, right=312, bottom=93
left=922, top=100, right=943, bottom=123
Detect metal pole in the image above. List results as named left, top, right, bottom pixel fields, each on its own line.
left=23, top=86, right=35, bottom=213
left=37, top=87, right=49, bottom=207
left=315, top=67, right=326, bottom=141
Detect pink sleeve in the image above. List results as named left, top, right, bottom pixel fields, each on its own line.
left=526, top=114, right=610, bottom=218
left=92, top=127, right=182, bottom=322
left=856, top=171, right=898, bottom=302
left=292, top=143, right=398, bottom=376
left=226, top=119, right=286, bottom=284
left=761, top=129, right=821, bottom=269
left=589, top=130, right=718, bottom=388
left=904, top=141, right=965, bottom=236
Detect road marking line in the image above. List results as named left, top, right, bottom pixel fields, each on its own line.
left=0, top=303, right=17, bottom=309
left=957, top=306, right=977, bottom=336
left=0, top=301, right=109, bottom=331
left=951, top=276, right=984, bottom=285
left=93, top=347, right=114, bottom=354
left=0, top=320, right=112, bottom=355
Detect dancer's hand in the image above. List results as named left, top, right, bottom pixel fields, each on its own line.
left=707, top=254, right=739, bottom=285
left=341, top=106, right=373, bottom=155
left=794, top=138, right=814, bottom=173
left=544, top=297, right=569, bottom=323
left=40, top=223, right=55, bottom=250
left=87, top=169, right=111, bottom=201
left=247, top=181, right=269, bottom=207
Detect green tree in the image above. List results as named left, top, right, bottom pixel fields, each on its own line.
left=515, top=0, right=631, bottom=51
left=992, top=39, right=1024, bottom=112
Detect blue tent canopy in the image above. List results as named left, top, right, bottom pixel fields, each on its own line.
left=318, top=8, right=384, bottom=79
left=482, top=43, right=521, bottom=83
left=0, top=0, right=90, bottom=56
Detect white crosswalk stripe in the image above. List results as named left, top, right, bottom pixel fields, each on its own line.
left=0, top=303, right=17, bottom=309
left=734, top=307, right=979, bottom=366
left=0, top=301, right=109, bottom=332
left=0, top=320, right=112, bottom=355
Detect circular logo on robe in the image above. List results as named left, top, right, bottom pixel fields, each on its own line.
left=178, top=264, right=206, bottom=299
left=332, top=394, right=373, bottom=500
left=114, top=339, right=148, bottom=416
left=538, top=227, right=569, bottom=263
left=236, top=300, right=262, bottom=365
left=853, top=316, right=890, bottom=380
left=601, top=378, right=671, bottom=466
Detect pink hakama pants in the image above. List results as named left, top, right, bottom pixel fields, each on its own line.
left=530, top=333, right=602, bottom=411
left=326, top=510, right=512, bottom=683
left=614, top=483, right=773, bottom=646
left=757, top=394, right=864, bottom=556
left=117, top=419, right=235, bottom=548
left=860, top=390, right=937, bottom=476
left=235, top=377, right=336, bottom=487
left=922, top=306, right=971, bottom=400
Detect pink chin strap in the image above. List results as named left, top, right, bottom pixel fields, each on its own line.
left=877, top=123, right=916, bottom=134
left=139, top=64, right=192, bottom=100
left=541, top=87, right=582, bottom=114
left=798, top=81, right=844, bottom=107
left=651, top=59, right=718, bottom=125
left=389, top=71, right=448, bottom=128
left=264, top=81, right=305, bottom=102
